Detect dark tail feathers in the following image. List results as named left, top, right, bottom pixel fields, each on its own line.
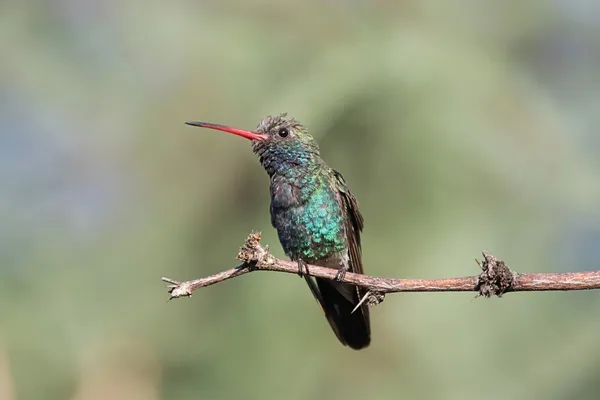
left=306, top=277, right=371, bottom=350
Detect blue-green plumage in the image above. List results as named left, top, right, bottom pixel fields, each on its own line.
left=186, top=113, right=370, bottom=350
left=270, top=171, right=346, bottom=261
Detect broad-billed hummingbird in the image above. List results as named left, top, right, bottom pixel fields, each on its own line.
left=186, top=113, right=370, bottom=350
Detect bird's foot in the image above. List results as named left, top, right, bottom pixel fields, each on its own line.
left=297, top=259, right=309, bottom=278
left=335, top=265, right=349, bottom=282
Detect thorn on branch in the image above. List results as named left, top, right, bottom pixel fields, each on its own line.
left=368, top=291, right=386, bottom=307
left=352, top=290, right=385, bottom=313
left=475, top=251, right=515, bottom=297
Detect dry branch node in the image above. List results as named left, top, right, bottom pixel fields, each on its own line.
left=236, top=231, right=273, bottom=267
left=352, top=290, right=385, bottom=313
left=162, top=277, right=193, bottom=299
left=368, top=291, right=386, bottom=306
left=475, top=251, right=514, bottom=297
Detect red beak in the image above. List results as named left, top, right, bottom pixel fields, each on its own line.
left=185, top=121, right=268, bottom=141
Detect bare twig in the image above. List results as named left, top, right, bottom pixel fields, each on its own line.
left=162, top=232, right=600, bottom=303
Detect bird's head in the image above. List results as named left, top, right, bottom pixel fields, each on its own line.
left=186, top=113, right=321, bottom=176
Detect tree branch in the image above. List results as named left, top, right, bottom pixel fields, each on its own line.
left=162, top=232, right=600, bottom=305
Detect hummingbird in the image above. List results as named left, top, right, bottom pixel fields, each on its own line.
left=186, top=113, right=370, bottom=350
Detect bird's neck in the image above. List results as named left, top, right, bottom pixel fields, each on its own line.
left=260, top=152, right=322, bottom=178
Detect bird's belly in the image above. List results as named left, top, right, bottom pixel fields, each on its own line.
left=271, top=200, right=347, bottom=264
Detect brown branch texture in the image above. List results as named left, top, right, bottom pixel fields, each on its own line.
left=162, top=232, right=600, bottom=305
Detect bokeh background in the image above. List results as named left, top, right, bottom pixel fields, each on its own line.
left=2, top=1, right=600, bottom=399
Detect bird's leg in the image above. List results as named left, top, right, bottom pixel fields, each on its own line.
left=297, top=259, right=309, bottom=278
left=335, top=263, right=349, bottom=282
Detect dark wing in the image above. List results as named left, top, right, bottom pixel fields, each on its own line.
left=332, top=169, right=364, bottom=275
left=333, top=169, right=370, bottom=343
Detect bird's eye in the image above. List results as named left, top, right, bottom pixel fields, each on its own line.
left=278, top=128, right=289, bottom=137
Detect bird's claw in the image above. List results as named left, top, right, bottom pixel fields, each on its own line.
left=297, top=260, right=308, bottom=278
left=335, top=268, right=347, bottom=282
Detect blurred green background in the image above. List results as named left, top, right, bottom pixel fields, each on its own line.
left=2, top=1, right=600, bottom=399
